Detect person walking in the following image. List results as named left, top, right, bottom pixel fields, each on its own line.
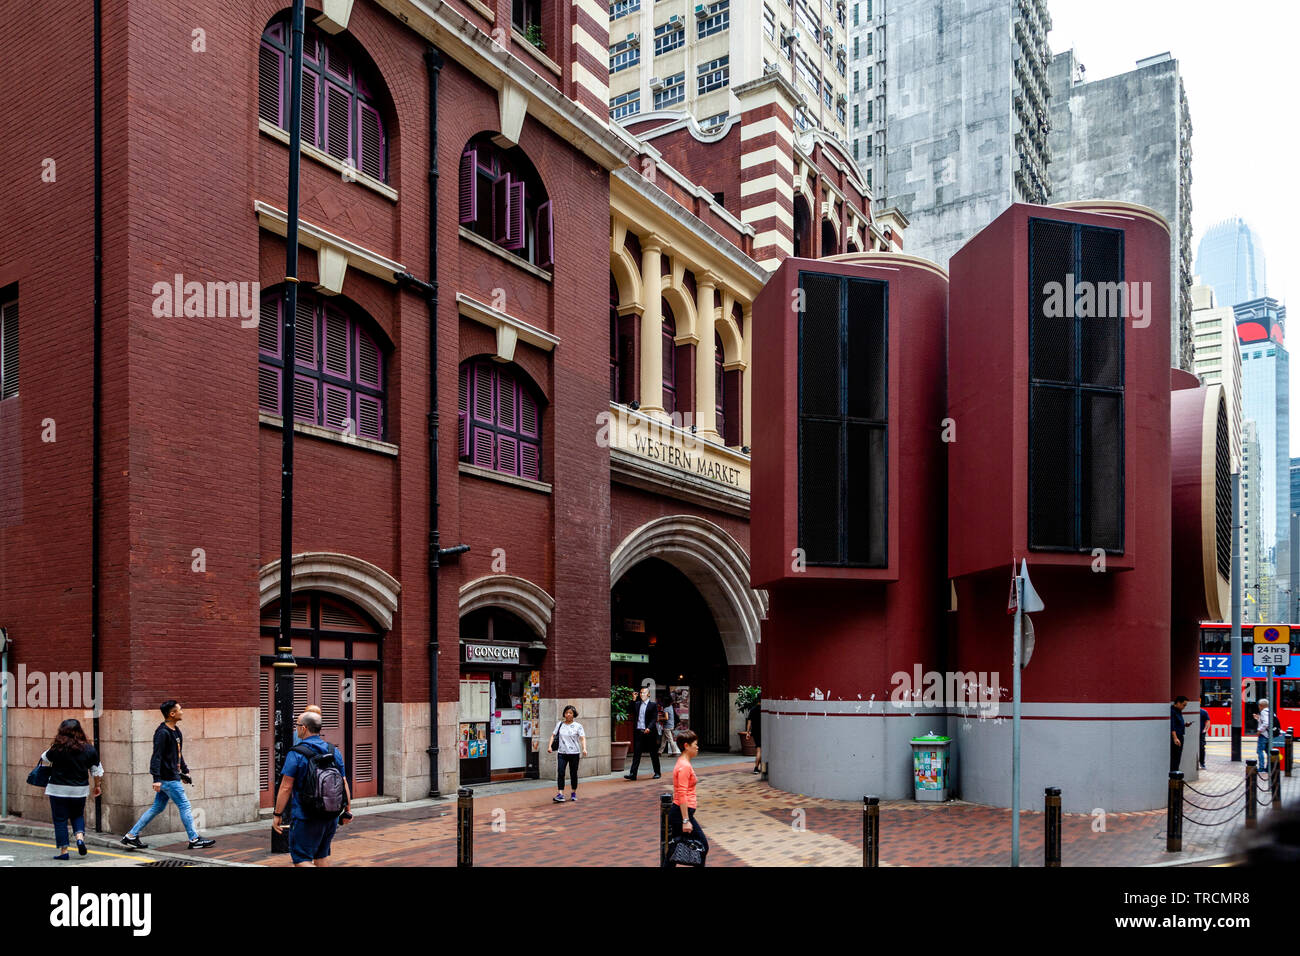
left=273, top=710, right=353, bottom=866
left=1170, top=695, right=1187, bottom=773
left=746, top=696, right=762, bottom=774
left=293, top=704, right=323, bottom=745
left=546, top=705, right=588, bottom=802
left=658, top=697, right=680, bottom=756
left=1198, top=696, right=1209, bottom=770
left=120, top=700, right=216, bottom=851
left=665, top=729, right=708, bottom=867
left=1257, top=697, right=1274, bottom=772
left=623, top=683, right=661, bottom=780
left=38, top=719, right=104, bottom=860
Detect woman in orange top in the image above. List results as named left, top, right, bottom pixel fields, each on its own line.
left=667, top=729, right=708, bottom=865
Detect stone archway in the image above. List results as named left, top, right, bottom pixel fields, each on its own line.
left=610, top=515, right=766, bottom=668
left=458, top=573, right=556, bottom=639
left=259, top=551, right=400, bottom=627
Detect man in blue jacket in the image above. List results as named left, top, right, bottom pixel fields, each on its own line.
left=272, top=711, right=353, bottom=866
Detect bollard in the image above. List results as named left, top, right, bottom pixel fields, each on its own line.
left=761, top=760, right=768, bottom=781
left=862, top=796, right=879, bottom=868
left=1044, top=787, right=1062, bottom=867
left=1245, top=760, right=1257, bottom=829
left=1166, top=771, right=1183, bottom=853
left=457, top=787, right=474, bottom=868
left=659, top=793, right=673, bottom=867
left=1286, top=728, right=1294, bottom=779
left=1271, top=749, right=1282, bottom=809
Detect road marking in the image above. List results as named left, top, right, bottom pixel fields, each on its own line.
left=0, top=836, right=155, bottom=862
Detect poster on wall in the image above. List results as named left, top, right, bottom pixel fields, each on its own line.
left=670, top=686, right=690, bottom=723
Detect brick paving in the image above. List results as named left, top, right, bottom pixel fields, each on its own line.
left=163, top=748, right=1296, bottom=867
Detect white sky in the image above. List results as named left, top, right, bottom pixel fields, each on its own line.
left=1047, top=0, right=1299, bottom=445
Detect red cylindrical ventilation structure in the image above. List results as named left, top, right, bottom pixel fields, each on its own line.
left=750, top=252, right=948, bottom=800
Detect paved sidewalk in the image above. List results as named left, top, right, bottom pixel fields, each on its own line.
left=144, top=747, right=1294, bottom=866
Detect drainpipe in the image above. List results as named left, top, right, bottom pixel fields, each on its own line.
left=91, top=0, right=104, bottom=832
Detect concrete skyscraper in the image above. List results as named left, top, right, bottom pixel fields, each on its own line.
left=1048, top=50, right=1194, bottom=371
left=1196, top=217, right=1268, bottom=308
left=846, top=0, right=1053, bottom=266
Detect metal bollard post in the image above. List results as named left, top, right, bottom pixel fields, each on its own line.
left=1166, top=771, right=1183, bottom=853
left=1044, top=787, right=1062, bottom=867
left=761, top=760, right=768, bottom=781
left=862, top=796, right=879, bottom=867
left=457, top=787, right=474, bottom=868
left=659, top=793, right=673, bottom=867
left=1271, top=749, right=1282, bottom=808
left=1286, top=729, right=1294, bottom=779
left=1245, top=760, right=1257, bottom=829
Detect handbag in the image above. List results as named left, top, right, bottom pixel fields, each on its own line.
left=667, top=834, right=706, bottom=867
left=27, top=759, right=52, bottom=789
left=551, top=721, right=563, bottom=753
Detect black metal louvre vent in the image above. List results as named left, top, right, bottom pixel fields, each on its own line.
left=1028, top=218, right=1125, bottom=553
left=1214, top=393, right=1231, bottom=581
left=797, top=271, right=888, bottom=568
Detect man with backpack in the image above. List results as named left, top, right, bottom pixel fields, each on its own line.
left=272, top=710, right=352, bottom=866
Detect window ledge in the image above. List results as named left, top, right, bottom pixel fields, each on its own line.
left=458, top=226, right=553, bottom=283
left=259, top=118, right=399, bottom=203
left=459, top=461, right=552, bottom=495
left=465, top=0, right=495, bottom=22
left=259, top=412, right=399, bottom=457
left=511, top=30, right=562, bottom=77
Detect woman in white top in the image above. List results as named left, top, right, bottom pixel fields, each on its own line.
left=39, top=719, right=105, bottom=860
left=546, top=705, right=588, bottom=803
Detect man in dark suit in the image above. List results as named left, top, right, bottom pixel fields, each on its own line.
left=624, top=683, right=661, bottom=780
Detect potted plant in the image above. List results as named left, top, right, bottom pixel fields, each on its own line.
left=610, top=684, right=635, bottom=771
left=735, top=685, right=761, bottom=756
left=524, top=22, right=546, bottom=52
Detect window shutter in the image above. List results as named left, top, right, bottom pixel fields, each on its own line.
left=258, top=295, right=280, bottom=356
left=356, top=329, right=380, bottom=387
left=258, top=43, right=283, bottom=126
left=356, top=395, right=382, bottom=440
left=258, top=364, right=281, bottom=414
left=493, top=175, right=510, bottom=244
left=472, top=362, right=494, bottom=423
left=519, top=390, right=539, bottom=438
left=323, top=309, right=349, bottom=377
left=497, top=434, right=519, bottom=475
left=302, top=70, right=319, bottom=149
left=323, top=384, right=350, bottom=430
left=293, top=375, right=317, bottom=423
left=295, top=297, right=316, bottom=367
left=324, top=82, right=352, bottom=163
left=458, top=365, right=470, bottom=458
left=520, top=442, right=540, bottom=481
left=358, top=102, right=384, bottom=181
left=459, top=150, right=477, bottom=224
left=1, top=301, right=18, bottom=399
left=504, top=178, right=527, bottom=251
left=497, top=369, right=517, bottom=431
left=472, top=427, right=495, bottom=469
left=536, top=200, right=554, bottom=269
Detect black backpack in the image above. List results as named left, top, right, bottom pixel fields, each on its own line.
left=292, top=743, right=347, bottom=819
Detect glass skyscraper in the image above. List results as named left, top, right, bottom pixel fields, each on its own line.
left=1196, top=217, right=1267, bottom=309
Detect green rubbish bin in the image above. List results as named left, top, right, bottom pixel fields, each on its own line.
left=910, top=734, right=951, bottom=802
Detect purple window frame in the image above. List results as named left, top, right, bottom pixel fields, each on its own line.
left=257, top=290, right=387, bottom=441
left=458, top=360, right=543, bottom=480
left=458, top=138, right=553, bottom=269
left=260, top=16, right=388, bottom=183
left=715, top=332, right=725, bottom=436
left=662, top=306, right=677, bottom=415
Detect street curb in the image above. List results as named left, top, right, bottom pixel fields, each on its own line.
left=0, top=820, right=258, bottom=867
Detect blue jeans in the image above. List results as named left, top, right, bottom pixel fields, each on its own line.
left=1257, top=734, right=1272, bottom=771
left=128, top=780, right=198, bottom=841
left=49, top=796, right=87, bottom=850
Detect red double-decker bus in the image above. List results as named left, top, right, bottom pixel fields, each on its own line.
left=1199, top=623, right=1299, bottom=737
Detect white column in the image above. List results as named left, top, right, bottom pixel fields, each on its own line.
left=639, top=237, right=665, bottom=418
left=695, top=272, right=720, bottom=441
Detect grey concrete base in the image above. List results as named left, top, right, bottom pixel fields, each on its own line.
left=764, top=700, right=952, bottom=801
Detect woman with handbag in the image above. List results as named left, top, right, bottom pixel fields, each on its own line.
left=36, top=719, right=105, bottom=860
left=666, top=729, right=709, bottom=866
left=546, top=705, right=587, bottom=803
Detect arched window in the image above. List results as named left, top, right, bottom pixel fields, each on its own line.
left=459, top=359, right=543, bottom=480
left=459, top=134, right=553, bottom=269
left=258, top=15, right=390, bottom=182
left=822, top=219, right=838, bottom=257
left=714, top=331, right=725, bottom=437
left=610, top=275, right=621, bottom=402
left=793, top=195, right=811, bottom=258
left=662, top=303, right=678, bottom=415
left=257, top=288, right=387, bottom=441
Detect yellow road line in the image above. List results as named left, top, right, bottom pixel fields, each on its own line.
left=0, top=836, right=154, bottom=862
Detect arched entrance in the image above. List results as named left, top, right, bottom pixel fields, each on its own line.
left=793, top=195, right=812, bottom=258
left=610, top=516, right=766, bottom=752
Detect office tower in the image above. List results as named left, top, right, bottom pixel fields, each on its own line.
left=1190, top=283, right=1242, bottom=469
left=1196, top=216, right=1268, bottom=308
left=1236, top=297, right=1290, bottom=617
left=608, top=0, right=852, bottom=142
left=1049, top=50, right=1194, bottom=371
left=847, top=0, right=1053, bottom=266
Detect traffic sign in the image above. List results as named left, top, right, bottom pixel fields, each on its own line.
left=1252, top=625, right=1291, bottom=667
